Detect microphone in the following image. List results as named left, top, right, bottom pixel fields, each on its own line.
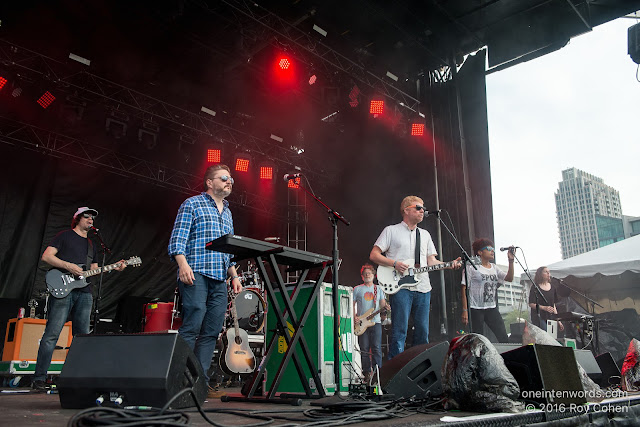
left=499, top=246, right=517, bottom=252
left=283, top=173, right=302, bottom=181
left=425, top=209, right=442, bottom=216
left=91, top=226, right=100, bottom=232
left=264, top=237, right=280, bottom=242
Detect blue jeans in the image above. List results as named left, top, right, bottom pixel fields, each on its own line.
left=358, top=323, right=382, bottom=373
left=388, top=290, right=431, bottom=359
left=178, top=273, right=227, bottom=382
left=34, top=290, right=93, bottom=381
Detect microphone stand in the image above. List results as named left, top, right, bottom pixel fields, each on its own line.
left=293, top=178, right=349, bottom=396
left=91, top=228, right=111, bottom=335
left=430, top=212, right=477, bottom=333
left=510, top=251, right=549, bottom=327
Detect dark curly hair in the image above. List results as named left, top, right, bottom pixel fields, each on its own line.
left=472, top=238, right=494, bottom=256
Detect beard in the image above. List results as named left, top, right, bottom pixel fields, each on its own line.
left=215, top=186, right=232, bottom=198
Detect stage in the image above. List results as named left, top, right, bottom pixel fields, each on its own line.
left=2, top=386, right=640, bottom=426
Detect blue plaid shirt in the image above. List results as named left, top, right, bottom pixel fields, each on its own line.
left=168, top=192, right=234, bottom=281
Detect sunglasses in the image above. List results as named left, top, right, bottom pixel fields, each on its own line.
left=406, top=204, right=425, bottom=211
left=480, top=246, right=495, bottom=252
left=213, top=175, right=234, bottom=184
left=82, top=213, right=95, bottom=219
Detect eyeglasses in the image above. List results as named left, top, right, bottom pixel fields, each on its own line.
left=82, top=213, right=95, bottom=219
left=406, top=205, right=425, bottom=212
left=480, top=246, right=495, bottom=252
left=213, top=175, right=234, bottom=184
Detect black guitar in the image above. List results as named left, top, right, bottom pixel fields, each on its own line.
left=45, top=256, right=142, bottom=298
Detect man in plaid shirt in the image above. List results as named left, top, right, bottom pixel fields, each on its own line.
left=168, top=164, right=242, bottom=389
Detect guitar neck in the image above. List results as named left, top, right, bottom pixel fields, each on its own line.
left=231, top=297, right=240, bottom=335
left=82, top=261, right=123, bottom=278
left=412, top=260, right=457, bottom=275
left=366, top=307, right=386, bottom=320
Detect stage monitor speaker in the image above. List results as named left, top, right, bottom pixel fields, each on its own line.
left=574, top=349, right=601, bottom=381
left=379, top=341, right=448, bottom=399
left=595, top=352, right=621, bottom=387
left=57, top=333, right=207, bottom=409
left=501, top=344, right=585, bottom=405
left=629, top=22, right=640, bottom=64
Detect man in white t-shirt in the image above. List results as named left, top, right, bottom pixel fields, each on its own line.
left=460, top=238, right=514, bottom=342
left=370, top=196, right=461, bottom=359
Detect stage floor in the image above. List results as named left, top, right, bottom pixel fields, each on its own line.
left=2, top=386, right=640, bottom=426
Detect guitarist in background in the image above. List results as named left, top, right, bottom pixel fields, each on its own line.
left=370, top=196, right=461, bottom=359
left=353, top=264, right=388, bottom=384
left=32, top=207, right=126, bottom=391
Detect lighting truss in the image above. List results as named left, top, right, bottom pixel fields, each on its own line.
left=208, top=0, right=422, bottom=111
left=0, top=115, right=289, bottom=222
left=0, top=39, right=326, bottom=181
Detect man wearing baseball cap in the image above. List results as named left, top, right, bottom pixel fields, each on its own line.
left=32, top=207, right=126, bottom=391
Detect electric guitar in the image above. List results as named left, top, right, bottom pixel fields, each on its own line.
left=219, top=291, right=256, bottom=375
left=354, top=306, right=388, bottom=336
left=45, top=256, right=142, bottom=298
left=377, top=256, right=481, bottom=295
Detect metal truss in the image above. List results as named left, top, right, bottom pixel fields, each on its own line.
left=214, top=0, right=422, bottom=110
left=0, top=115, right=289, bottom=222
left=0, top=39, right=326, bottom=181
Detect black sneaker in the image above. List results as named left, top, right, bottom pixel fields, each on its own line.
left=31, top=380, right=53, bottom=391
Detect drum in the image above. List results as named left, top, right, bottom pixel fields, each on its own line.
left=231, top=289, right=266, bottom=333
left=143, top=302, right=182, bottom=332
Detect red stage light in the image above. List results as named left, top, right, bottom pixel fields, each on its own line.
left=0, top=77, right=7, bottom=91
left=207, top=149, right=221, bottom=163
left=411, top=124, right=425, bottom=136
left=309, top=75, right=317, bottom=85
left=37, top=91, right=56, bottom=109
left=288, top=177, right=300, bottom=189
left=279, top=58, right=291, bottom=70
left=370, top=100, right=384, bottom=115
left=235, top=158, right=250, bottom=172
left=260, top=166, right=273, bottom=180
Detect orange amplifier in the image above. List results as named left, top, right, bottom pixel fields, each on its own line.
left=2, top=318, right=73, bottom=361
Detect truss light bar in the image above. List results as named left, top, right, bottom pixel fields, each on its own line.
left=200, top=106, right=216, bottom=117
left=370, top=100, right=384, bottom=115
left=0, top=77, right=7, bottom=90
left=279, top=58, right=291, bottom=70
left=37, top=91, right=56, bottom=108
left=69, top=53, right=91, bottom=66
left=411, top=123, right=425, bottom=136
left=288, top=177, right=300, bottom=189
left=386, top=71, right=398, bottom=82
left=313, top=25, right=327, bottom=37
left=207, top=149, right=221, bottom=163
left=270, top=134, right=283, bottom=142
left=260, top=166, right=274, bottom=180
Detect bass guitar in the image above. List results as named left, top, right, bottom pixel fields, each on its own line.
left=220, top=290, right=256, bottom=375
left=377, top=256, right=480, bottom=295
left=45, top=256, right=142, bottom=298
left=354, top=306, right=388, bottom=336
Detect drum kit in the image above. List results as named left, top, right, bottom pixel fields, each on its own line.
left=142, top=261, right=267, bottom=337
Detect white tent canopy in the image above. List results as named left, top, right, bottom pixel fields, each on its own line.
left=548, top=234, right=640, bottom=278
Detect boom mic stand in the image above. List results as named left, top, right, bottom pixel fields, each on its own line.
left=430, top=212, right=477, bottom=332
left=293, top=177, right=349, bottom=396
left=91, top=228, right=111, bottom=335
left=510, top=249, right=549, bottom=327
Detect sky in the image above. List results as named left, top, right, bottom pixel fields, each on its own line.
left=486, top=16, right=640, bottom=275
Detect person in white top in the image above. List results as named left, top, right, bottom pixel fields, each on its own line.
left=460, top=238, right=514, bottom=342
left=370, top=195, right=461, bottom=359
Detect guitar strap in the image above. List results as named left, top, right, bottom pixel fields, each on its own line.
left=86, top=239, right=94, bottom=270
left=414, top=228, right=421, bottom=268
left=373, top=285, right=377, bottom=309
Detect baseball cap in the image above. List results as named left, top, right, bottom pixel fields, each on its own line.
left=74, top=207, right=99, bottom=218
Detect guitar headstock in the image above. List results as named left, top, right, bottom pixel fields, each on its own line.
left=126, top=256, right=142, bottom=267
left=28, top=299, right=38, bottom=308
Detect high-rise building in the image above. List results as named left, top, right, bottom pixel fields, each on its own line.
left=555, top=168, right=623, bottom=259
left=495, top=264, right=524, bottom=314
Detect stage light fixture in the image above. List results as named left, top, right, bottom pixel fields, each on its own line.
left=312, top=24, right=327, bottom=37
left=386, top=71, right=399, bottom=82
left=279, top=58, right=291, bottom=70
left=270, top=134, right=283, bottom=143
left=234, top=153, right=251, bottom=172
left=0, top=76, right=7, bottom=90
left=260, top=165, right=274, bottom=180
left=36, top=91, right=56, bottom=109
left=370, top=100, right=384, bottom=115
left=12, top=87, right=22, bottom=98
left=411, top=123, right=425, bottom=136
left=69, top=53, right=91, bottom=66
left=349, top=85, right=360, bottom=107
left=207, top=148, right=221, bottom=163
left=309, top=74, right=317, bottom=85
left=105, top=110, right=129, bottom=140
left=200, top=106, right=216, bottom=117
left=288, top=177, right=300, bottom=189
